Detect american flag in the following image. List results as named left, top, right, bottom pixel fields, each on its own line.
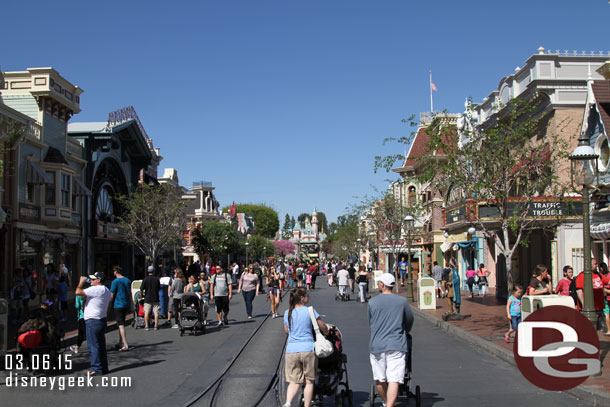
left=431, top=80, right=438, bottom=92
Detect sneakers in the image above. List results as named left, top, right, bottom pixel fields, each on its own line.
left=69, top=345, right=79, bottom=354
left=505, top=335, right=510, bottom=343
left=217, top=321, right=224, bottom=327
left=172, top=324, right=179, bottom=329
left=145, top=327, right=151, bottom=331
left=223, top=317, right=229, bottom=325
left=154, top=326, right=159, bottom=331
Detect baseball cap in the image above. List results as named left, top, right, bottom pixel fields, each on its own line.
left=147, top=266, right=155, bottom=273
left=89, top=271, right=104, bottom=281
left=378, top=273, right=395, bottom=287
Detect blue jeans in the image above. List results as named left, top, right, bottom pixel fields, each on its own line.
left=159, top=287, right=168, bottom=317
left=85, top=318, right=108, bottom=374
left=242, top=290, right=256, bottom=317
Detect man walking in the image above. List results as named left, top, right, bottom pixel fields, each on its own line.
left=368, top=273, right=414, bottom=407
left=210, top=265, right=232, bottom=326
left=397, top=257, right=408, bottom=287
left=110, top=266, right=131, bottom=351
left=347, top=263, right=356, bottom=293
left=140, top=266, right=161, bottom=331
left=431, top=261, right=443, bottom=298
left=76, top=272, right=111, bottom=376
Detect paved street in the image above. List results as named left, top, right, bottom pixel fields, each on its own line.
left=1, top=279, right=597, bottom=406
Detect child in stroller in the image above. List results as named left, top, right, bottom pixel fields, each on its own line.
left=16, top=302, right=65, bottom=372
left=179, top=292, right=206, bottom=336
left=303, top=325, right=353, bottom=407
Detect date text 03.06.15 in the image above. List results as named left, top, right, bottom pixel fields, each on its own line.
left=4, top=353, right=73, bottom=371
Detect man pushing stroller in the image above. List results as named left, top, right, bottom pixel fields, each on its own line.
left=368, top=273, right=414, bottom=407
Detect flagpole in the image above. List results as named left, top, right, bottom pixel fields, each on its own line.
left=430, top=70, right=434, bottom=113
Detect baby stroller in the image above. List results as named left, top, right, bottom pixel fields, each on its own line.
left=16, top=307, right=65, bottom=372
left=132, top=291, right=146, bottom=329
left=335, top=284, right=350, bottom=302
left=179, top=293, right=205, bottom=336
left=369, top=333, right=421, bottom=407
left=301, top=325, right=353, bottom=407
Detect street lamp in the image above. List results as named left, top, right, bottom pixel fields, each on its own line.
left=245, top=241, right=250, bottom=267
left=368, top=231, right=376, bottom=269
left=570, top=135, right=599, bottom=326
left=404, top=215, right=415, bottom=302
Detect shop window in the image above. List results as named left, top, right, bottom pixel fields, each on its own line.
left=408, top=186, right=417, bottom=205
left=45, top=171, right=56, bottom=205
left=25, top=183, right=36, bottom=203
left=61, top=173, right=71, bottom=208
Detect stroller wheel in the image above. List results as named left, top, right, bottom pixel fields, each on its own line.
left=369, top=383, right=376, bottom=407
left=415, top=385, right=421, bottom=407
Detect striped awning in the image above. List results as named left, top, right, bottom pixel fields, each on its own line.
left=26, top=160, right=52, bottom=184
left=72, top=176, right=92, bottom=196
left=591, top=223, right=610, bottom=240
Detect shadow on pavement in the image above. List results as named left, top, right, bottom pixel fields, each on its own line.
left=109, top=360, right=165, bottom=374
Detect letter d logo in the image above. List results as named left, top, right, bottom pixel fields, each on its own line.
left=517, top=321, right=577, bottom=357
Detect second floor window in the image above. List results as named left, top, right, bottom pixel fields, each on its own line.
left=408, top=186, right=417, bottom=205
left=61, top=173, right=71, bottom=208
left=45, top=171, right=55, bottom=205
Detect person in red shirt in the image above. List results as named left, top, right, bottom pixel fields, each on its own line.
left=555, top=265, right=574, bottom=296
left=575, top=259, right=610, bottom=331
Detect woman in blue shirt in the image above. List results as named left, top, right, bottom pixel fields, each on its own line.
left=282, top=288, right=329, bottom=407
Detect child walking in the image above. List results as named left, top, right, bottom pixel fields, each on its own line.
left=505, top=285, right=523, bottom=343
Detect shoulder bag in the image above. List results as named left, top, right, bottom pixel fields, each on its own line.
left=308, top=306, right=333, bottom=358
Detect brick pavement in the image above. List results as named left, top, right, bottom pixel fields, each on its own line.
left=392, top=283, right=610, bottom=402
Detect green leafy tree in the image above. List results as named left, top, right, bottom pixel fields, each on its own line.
left=244, top=235, right=274, bottom=261
left=117, top=183, right=186, bottom=265
left=377, top=96, right=572, bottom=292
left=192, top=221, right=239, bottom=264
left=281, top=213, right=293, bottom=239
left=297, top=213, right=310, bottom=229
left=315, top=211, right=329, bottom=234
left=290, top=216, right=296, bottom=229
left=222, top=203, right=279, bottom=238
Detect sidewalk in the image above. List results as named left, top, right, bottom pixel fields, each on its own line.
left=394, top=284, right=610, bottom=406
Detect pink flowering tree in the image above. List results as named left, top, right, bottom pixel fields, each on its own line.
left=273, top=240, right=296, bottom=258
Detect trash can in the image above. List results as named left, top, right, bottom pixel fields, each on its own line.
left=418, top=277, right=436, bottom=310
left=521, top=294, right=575, bottom=320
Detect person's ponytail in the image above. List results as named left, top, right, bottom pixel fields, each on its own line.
left=287, top=288, right=308, bottom=330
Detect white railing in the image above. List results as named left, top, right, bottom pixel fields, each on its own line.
left=25, top=121, right=42, bottom=140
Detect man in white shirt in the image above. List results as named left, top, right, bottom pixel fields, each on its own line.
left=76, top=272, right=111, bottom=375
left=337, top=267, right=350, bottom=298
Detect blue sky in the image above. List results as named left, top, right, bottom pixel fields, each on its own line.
left=3, top=1, right=610, bottom=225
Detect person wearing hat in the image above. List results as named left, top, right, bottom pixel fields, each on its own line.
left=76, top=272, right=111, bottom=376
left=140, top=266, right=161, bottom=331
left=368, top=273, right=414, bottom=407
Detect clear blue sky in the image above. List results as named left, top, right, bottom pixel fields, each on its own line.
left=3, top=1, right=610, bottom=225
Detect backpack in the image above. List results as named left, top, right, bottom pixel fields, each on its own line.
left=569, top=278, right=578, bottom=305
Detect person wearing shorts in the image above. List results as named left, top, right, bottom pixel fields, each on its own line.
left=282, top=288, right=329, bottom=407
left=110, top=266, right=131, bottom=351
left=140, top=266, right=161, bottom=330
left=368, top=273, right=414, bottom=407
left=210, top=266, right=232, bottom=326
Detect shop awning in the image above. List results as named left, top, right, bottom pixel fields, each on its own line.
left=72, top=176, right=92, bottom=196
left=592, top=223, right=610, bottom=240
left=26, top=160, right=52, bottom=184
left=440, top=241, right=454, bottom=253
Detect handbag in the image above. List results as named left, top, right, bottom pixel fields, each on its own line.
left=308, top=306, right=334, bottom=358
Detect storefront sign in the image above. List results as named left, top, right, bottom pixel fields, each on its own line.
left=445, top=205, right=468, bottom=226
left=479, top=200, right=582, bottom=220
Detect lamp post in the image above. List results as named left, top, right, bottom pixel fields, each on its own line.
left=570, top=136, right=599, bottom=326
left=245, top=241, right=249, bottom=267
left=356, top=237, right=362, bottom=265
left=404, top=215, right=415, bottom=302
left=368, top=231, right=376, bottom=269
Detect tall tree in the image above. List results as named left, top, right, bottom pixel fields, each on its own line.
left=377, top=96, right=573, bottom=293
left=315, top=211, right=329, bottom=234
left=297, top=213, right=310, bottom=229
left=221, top=203, right=280, bottom=238
left=244, top=235, right=274, bottom=261
left=117, top=183, right=186, bottom=265
left=281, top=213, right=293, bottom=239
left=273, top=240, right=296, bottom=257
left=192, top=221, right=239, bottom=264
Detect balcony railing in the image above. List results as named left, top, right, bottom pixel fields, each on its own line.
left=25, top=121, right=42, bottom=140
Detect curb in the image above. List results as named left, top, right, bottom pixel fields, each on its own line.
left=411, top=307, right=610, bottom=406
